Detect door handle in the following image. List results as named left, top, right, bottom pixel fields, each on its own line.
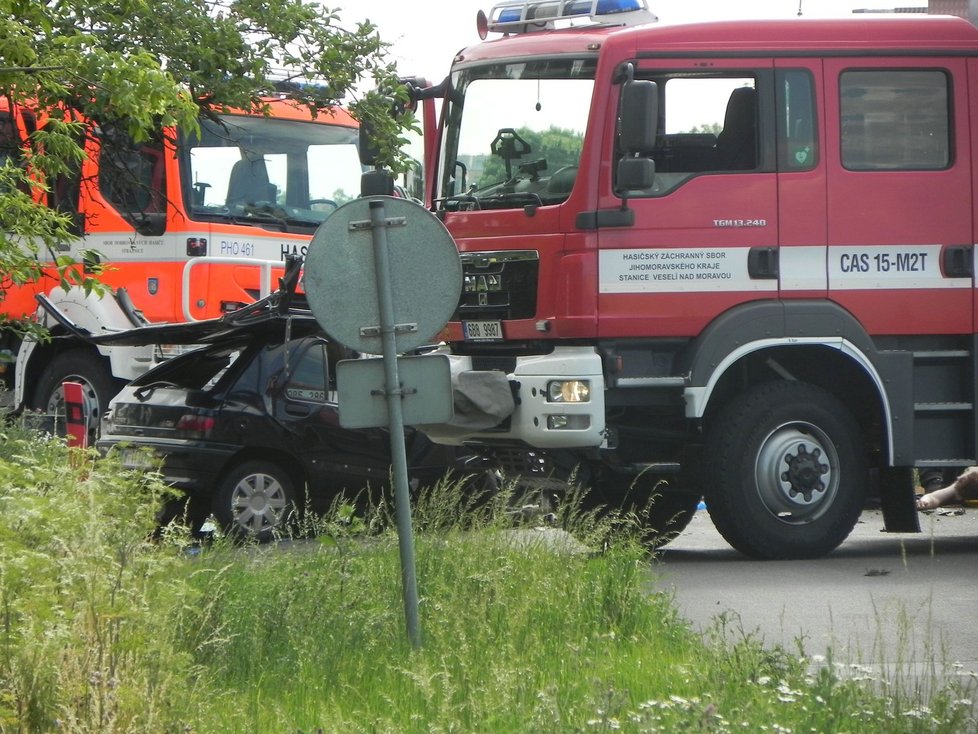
left=283, top=403, right=314, bottom=418
left=748, top=247, right=779, bottom=280
left=942, top=245, right=973, bottom=278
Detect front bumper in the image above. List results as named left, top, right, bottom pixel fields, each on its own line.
left=421, top=346, right=606, bottom=449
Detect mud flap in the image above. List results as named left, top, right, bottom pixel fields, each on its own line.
left=878, top=466, right=921, bottom=533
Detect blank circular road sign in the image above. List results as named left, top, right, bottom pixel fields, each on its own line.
left=303, top=196, right=462, bottom=355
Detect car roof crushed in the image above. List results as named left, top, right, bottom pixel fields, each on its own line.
left=36, top=256, right=325, bottom=347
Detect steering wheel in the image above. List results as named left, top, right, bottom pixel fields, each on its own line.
left=308, top=198, right=339, bottom=211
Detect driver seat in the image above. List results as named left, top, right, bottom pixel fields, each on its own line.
left=226, top=156, right=276, bottom=207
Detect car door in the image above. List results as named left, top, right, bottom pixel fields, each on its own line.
left=271, top=338, right=395, bottom=504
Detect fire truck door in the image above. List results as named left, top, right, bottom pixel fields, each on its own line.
left=597, top=60, right=778, bottom=338
left=823, top=58, right=973, bottom=337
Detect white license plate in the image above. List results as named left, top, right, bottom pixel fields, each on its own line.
left=463, top=320, right=503, bottom=341
left=121, top=448, right=157, bottom=470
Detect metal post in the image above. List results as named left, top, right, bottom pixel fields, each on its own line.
left=367, top=198, right=422, bottom=649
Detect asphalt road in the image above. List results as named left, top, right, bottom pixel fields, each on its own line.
left=655, top=506, right=978, bottom=696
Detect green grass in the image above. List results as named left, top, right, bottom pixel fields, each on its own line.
left=0, top=420, right=975, bottom=733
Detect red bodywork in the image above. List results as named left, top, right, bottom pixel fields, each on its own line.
left=430, top=17, right=978, bottom=343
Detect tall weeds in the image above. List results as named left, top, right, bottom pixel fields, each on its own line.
left=0, top=423, right=974, bottom=733
left=0, top=422, right=206, bottom=732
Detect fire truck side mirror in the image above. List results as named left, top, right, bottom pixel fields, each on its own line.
left=361, top=170, right=395, bottom=197
left=619, top=80, right=658, bottom=155
left=358, top=124, right=380, bottom=167
left=617, top=80, right=658, bottom=194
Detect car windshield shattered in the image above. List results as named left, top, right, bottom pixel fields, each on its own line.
left=180, top=113, right=363, bottom=231
left=437, top=58, right=596, bottom=212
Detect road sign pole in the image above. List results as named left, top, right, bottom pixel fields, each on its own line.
left=367, top=198, right=422, bottom=649
left=306, top=195, right=461, bottom=650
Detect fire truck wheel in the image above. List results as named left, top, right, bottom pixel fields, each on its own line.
left=30, top=350, right=125, bottom=440
left=212, top=460, right=299, bottom=543
left=702, top=380, right=866, bottom=560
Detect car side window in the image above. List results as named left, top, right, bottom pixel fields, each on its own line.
left=284, top=341, right=330, bottom=404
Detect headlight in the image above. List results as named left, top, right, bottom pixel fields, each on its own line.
left=547, top=380, right=590, bottom=403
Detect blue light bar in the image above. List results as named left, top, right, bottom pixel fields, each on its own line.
left=485, top=0, right=656, bottom=34
left=566, top=0, right=646, bottom=15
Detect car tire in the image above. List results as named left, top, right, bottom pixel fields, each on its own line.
left=31, top=349, right=124, bottom=442
left=702, top=380, right=867, bottom=560
left=212, top=460, right=299, bottom=543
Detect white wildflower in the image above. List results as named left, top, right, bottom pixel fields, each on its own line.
left=902, top=706, right=932, bottom=719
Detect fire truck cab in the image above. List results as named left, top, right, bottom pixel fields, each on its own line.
left=415, top=0, right=978, bottom=558
left=0, top=98, right=362, bottom=437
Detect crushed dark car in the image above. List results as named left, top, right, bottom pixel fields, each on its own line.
left=43, top=259, right=482, bottom=541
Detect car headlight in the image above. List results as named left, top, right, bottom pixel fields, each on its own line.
left=547, top=379, right=590, bottom=403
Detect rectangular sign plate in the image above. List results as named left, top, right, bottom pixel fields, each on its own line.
left=462, top=320, right=503, bottom=341
left=336, top=354, right=454, bottom=429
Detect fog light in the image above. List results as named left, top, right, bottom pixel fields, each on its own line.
left=547, top=414, right=591, bottom=430
left=547, top=380, right=590, bottom=403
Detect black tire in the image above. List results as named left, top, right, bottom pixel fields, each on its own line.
left=589, top=471, right=701, bottom=549
left=30, top=349, right=124, bottom=442
left=212, top=460, right=299, bottom=542
left=155, top=493, right=211, bottom=539
left=703, top=381, right=867, bottom=560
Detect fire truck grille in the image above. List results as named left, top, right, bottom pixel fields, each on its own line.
left=453, top=250, right=539, bottom=321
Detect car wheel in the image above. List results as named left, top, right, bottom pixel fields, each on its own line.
left=703, top=380, right=867, bottom=560
left=31, top=350, right=124, bottom=442
left=213, top=460, right=298, bottom=542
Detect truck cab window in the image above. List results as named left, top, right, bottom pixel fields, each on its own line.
left=98, top=125, right=167, bottom=235
left=0, top=110, right=34, bottom=196
left=632, top=74, right=759, bottom=197
left=181, top=114, right=362, bottom=230
left=777, top=69, right=817, bottom=171
left=438, top=58, right=596, bottom=211
left=840, top=69, right=950, bottom=170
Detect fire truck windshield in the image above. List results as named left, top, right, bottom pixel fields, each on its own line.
left=438, top=58, right=596, bottom=211
left=180, top=113, right=362, bottom=231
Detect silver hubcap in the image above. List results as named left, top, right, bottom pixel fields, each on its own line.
left=754, top=421, right=839, bottom=525
left=230, top=472, right=290, bottom=535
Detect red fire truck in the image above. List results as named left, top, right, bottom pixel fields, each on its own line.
left=0, top=98, right=362, bottom=433
left=411, top=0, right=978, bottom=558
